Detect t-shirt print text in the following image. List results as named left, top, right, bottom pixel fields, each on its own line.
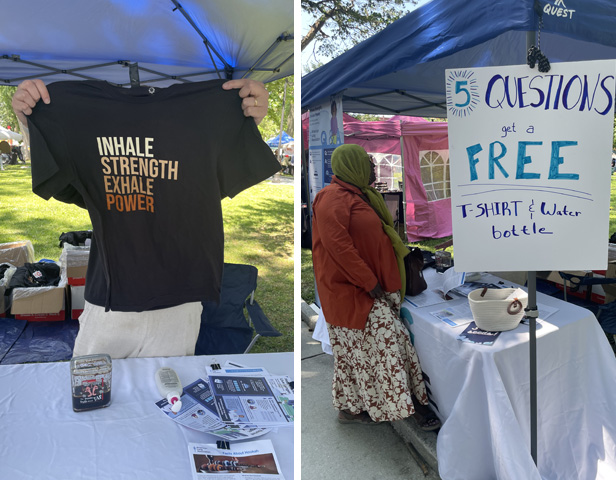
left=97, top=136, right=179, bottom=213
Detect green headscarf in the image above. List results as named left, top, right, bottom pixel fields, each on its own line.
left=331, top=144, right=409, bottom=295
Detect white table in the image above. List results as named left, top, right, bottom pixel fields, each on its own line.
left=404, top=269, right=616, bottom=480
left=0, top=352, right=294, bottom=480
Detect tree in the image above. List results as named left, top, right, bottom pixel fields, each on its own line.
left=302, top=0, right=414, bottom=64
left=258, top=76, right=294, bottom=141
left=0, top=86, right=19, bottom=133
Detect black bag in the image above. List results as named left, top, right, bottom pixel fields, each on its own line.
left=59, top=230, right=92, bottom=247
left=404, top=247, right=428, bottom=296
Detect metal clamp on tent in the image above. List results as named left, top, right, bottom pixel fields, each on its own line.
left=128, top=62, right=140, bottom=88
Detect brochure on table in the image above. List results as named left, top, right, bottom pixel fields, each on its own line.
left=155, top=378, right=271, bottom=440
left=155, top=363, right=293, bottom=440
left=188, top=439, right=285, bottom=480
left=205, top=365, right=294, bottom=426
left=458, top=322, right=503, bottom=346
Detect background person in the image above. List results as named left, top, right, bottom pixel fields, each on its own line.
left=311, top=143, right=440, bottom=429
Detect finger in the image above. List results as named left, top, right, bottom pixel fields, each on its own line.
left=33, top=79, right=50, bottom=104
left=242, top=84, right=267, bottom=99
left=20, top=79, right=49, bottom=105
left=241, top=95, right=264, bottom=110
left=241, top=107, right=266, bottom=126
left=241, top=106, right=262, bottom=118
left=221, top=79, right=248, bottom=90
left=235, top=81, right=267, bottom=100
left=17, top=92, right=37, bottom=110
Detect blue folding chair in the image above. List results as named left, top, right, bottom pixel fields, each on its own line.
left=195, top=263, right=281, bottom=355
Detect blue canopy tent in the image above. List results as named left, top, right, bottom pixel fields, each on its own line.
left=267, top=131, right=293, bottom=147
left=1, top=0, right=293, bottom=87
left=302, top=0, right=616, bottom=116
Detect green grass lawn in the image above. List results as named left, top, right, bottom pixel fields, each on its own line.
left=0, top=163, right=293, bottom=353
left=301, top=175, right=616, bottom=304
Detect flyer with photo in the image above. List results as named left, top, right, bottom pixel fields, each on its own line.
left=155, top=378, right=271, bottom=440
left=208, top=374, right=294, bottom=426
left=188, top=439, right=285, bottom=480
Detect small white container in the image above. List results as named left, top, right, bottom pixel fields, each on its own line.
left=468, top=288, right=529, bottom=332
left=155, top=367, right=183, bottom=413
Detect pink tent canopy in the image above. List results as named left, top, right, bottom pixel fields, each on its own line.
left=401, top=121, right=450, bottom=241
left=302, top=113, right=452, bottom=242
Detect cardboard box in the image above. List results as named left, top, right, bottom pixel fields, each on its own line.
left=70, top=285, right=85, bottom=319
left=11, top=284, right=67, bottom=321
left=60, top=245, right=89, bottom=286
left=602, top=263, right=616, bottom=304
left=0, top=241, right=34, bottom=267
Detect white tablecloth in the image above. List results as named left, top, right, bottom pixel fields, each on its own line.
left=405, top=270, right=616, bottom=480
left=0, top=352, right=294, bottom=480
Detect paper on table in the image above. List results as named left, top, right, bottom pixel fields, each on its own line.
left=155, top=378, right=271, bottom=440
left=204, top=365, right=294, bottom=427
left=406, top=269, right=466, bottom=308
left=188, top=439, right=285, bottom=480
left=458, top=322, right=503, bottom=345
left=431, top=303, right=475, bottom=327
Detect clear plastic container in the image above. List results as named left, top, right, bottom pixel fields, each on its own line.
left=70, top=354, right=112, bottom=412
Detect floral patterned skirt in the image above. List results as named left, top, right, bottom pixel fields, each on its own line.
left=327, top=291, right=428, bottom=422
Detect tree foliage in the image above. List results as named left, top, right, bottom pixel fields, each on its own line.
left=0, top=86, right=19, bottom=133
left=258, top=76, right=294, bottom=141
left=302, top=0, right=413, bottom=64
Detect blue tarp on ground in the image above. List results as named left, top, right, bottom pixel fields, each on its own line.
left=0, top=320, right=79, bottom=365
left=0, top=319, right=27, bottom=363
left=302, top=0, right=616, bottom=116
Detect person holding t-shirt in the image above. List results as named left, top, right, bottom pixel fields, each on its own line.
left=12, top=78, right=280, bottom=359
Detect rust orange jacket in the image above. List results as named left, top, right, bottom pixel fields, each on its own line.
left=312, top=176, right=401, bottom=329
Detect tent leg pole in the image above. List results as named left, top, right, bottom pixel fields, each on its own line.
left=528, top=271, right=538, bottom=465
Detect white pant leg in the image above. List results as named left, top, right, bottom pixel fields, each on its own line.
left=73, top=301, right=203, bottom=359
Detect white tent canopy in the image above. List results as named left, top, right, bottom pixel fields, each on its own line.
left=0, top=126, right=22, bottom=142
left=0, top=0, right=293, bottom=87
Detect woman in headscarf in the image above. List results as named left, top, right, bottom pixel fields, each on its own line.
left=312, top=144, right=440, bottom=429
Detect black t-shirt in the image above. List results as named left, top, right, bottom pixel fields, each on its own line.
left=28, top=80, right=280, bottom=312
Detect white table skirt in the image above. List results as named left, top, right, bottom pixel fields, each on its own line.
left=405, top=270, right=616, bottom=480
left=0, top=352, right=294, bottom=480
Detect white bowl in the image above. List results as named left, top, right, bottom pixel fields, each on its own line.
left=468, top=288, right=529, bottom=332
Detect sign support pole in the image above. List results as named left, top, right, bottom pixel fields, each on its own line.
left=526, top=272, right=538, bottom=465
left=525, top=28, right=538, bottom=467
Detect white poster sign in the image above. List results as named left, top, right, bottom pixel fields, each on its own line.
left=308, top=96, right=343, bottom=202
left=446, top=60, right=616, bottom=272
left=308, top=149, right=323, bottom=202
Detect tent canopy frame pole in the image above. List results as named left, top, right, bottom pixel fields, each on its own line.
left=169, top=0, right=231, bottom=79
left=242, top=33, right=293, bottom=79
